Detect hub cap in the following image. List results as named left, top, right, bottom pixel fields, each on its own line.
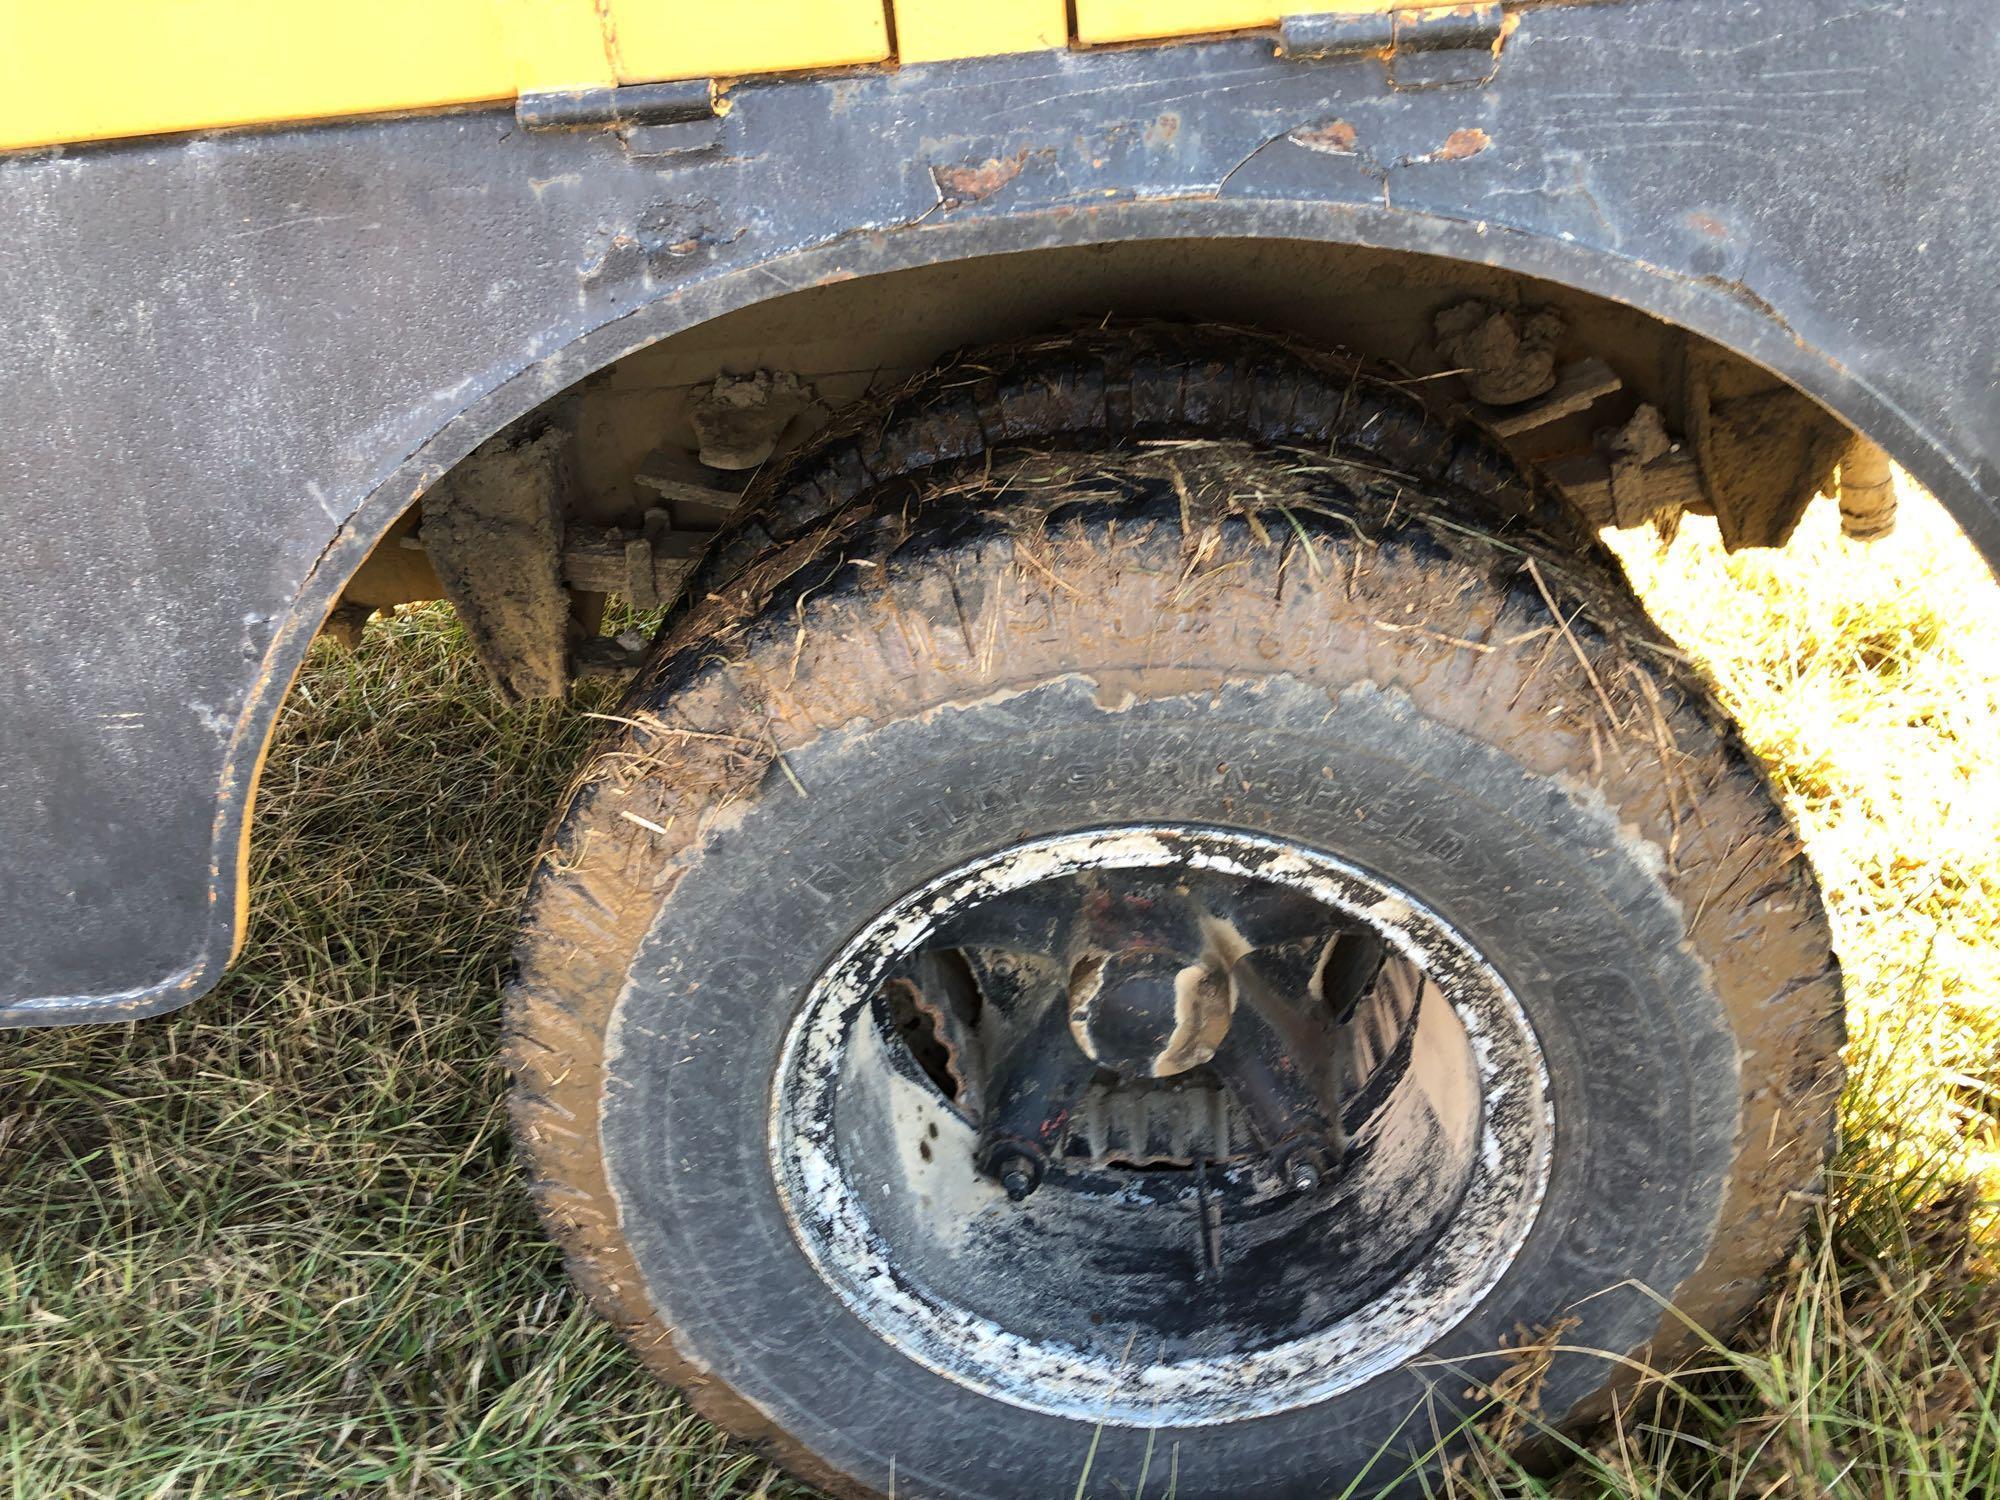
left=772, top=825, right=1553, bottom=1426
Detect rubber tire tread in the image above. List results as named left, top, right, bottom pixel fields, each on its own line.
left=677, top=320, right=1588, bottom=611
left=510, top=345, right=1842, bottom=1499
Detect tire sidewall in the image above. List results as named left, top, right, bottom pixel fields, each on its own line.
left=600, top=672, right=1740, bottom=1499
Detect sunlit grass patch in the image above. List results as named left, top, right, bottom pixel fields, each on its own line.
left=1514, top=489, right=2000, bottom=1499
left=1613, top=494, right=2000, bottom=1232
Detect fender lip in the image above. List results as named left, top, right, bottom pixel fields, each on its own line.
left=1, top=198, right=1979, bottom=1032
left=0, top=961, right=212, bottom=1028
left=0, top=609, right=299, bottom=1030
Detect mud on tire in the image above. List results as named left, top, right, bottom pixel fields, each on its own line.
left=508, top=355, right=1841, bottom=1499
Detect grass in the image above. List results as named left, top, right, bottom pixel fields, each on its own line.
left=2, top=485, right=1995, bottom=1498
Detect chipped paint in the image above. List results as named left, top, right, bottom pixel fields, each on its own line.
left=1290, top=119, right=1359, bottom=156
left=1432, top=126, right=1491, bottom=162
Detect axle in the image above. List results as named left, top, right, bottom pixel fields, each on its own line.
left=972, top=885, right=1369, bottom=1199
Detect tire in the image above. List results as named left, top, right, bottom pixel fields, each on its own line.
left=678, top=321, right=1588, bottom=609
left=508, top=352, right=1841, bottom=1499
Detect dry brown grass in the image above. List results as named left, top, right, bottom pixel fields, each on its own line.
left=0, top=482, right=1994, bottom=1497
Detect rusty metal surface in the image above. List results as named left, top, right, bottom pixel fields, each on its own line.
left=1, top=0, right=1995, bottom=1024
left=417, top=427, right=573, bottom=700
left=771, top=824, right=1552, bottom=1428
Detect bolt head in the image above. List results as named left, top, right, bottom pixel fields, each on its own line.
left=982, top=1145, right=1044, bottom=1201
left=1280, top=1143, right=1332, bottom=1194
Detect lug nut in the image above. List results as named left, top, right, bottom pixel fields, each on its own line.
left=979, top=1143, right=1046, bottom=1201
left=1279, top=1143, right=1331, bottom=1194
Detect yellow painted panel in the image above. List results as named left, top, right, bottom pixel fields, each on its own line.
left=603, top=0, right=890, bottom=84
left=895, top=0, right=1068, bottom=64
left=0, top=0, right=1449, bottom=155
left=1073, top=0, right=1396, bottom=46
left=495, top=0, right=619, bottom=90
left=0, top=0, right=572, bottom=152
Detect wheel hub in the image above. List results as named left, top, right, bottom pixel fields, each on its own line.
left=772, top=824, right=1553, bottom=1426
left=1067, top=945, right=1229, bottom=1081
left=968, top=880, right=1362, bottom=1202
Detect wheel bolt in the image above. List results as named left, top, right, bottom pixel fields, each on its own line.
left=1280, top=1143, right=1331, bottom=1194
left=979, top=1144, right=1046, bottom=1201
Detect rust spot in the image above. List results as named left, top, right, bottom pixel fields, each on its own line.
left=594, top=0, right=626, bottom=76
left=1290, top=119, right=1359, bottom=155
left=1687, top=211, right=1730, bottom=240
left=1147, top=112, right=1181, bottom=145
left=933, top=149, right=1030, bottom=202
left=1434, top=127, right=1491, bottom=162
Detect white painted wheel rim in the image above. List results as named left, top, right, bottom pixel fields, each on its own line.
left=772, top=825, right=1554, bottom=1426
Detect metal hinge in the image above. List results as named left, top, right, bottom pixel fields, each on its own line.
left=515, top=79, right=723, bottom=157
left=1278, top=2, right=1506, bottom=89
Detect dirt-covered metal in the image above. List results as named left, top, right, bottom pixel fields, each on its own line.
left=2, top=0, right=1990, bottom=1024
left=773, top=823, right=1552, bottom=1426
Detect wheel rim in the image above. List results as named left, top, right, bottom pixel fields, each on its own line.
left=772, top=824, right=1554, bottom=1426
